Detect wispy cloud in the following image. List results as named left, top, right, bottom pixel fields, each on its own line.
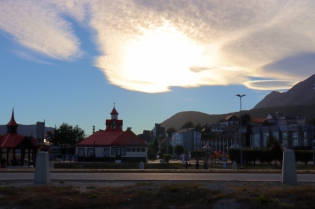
left=1, top=0, right=315, bottom=92
left=181, top=97, right=194, bottom=102
left=0, top=0, right=82, bottom=60
left=12, top=50, right=54, bottom=65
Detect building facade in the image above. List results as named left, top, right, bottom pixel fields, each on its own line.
left=171, top=128, right=201, bottom=155
left=76, top=107, right=147, bottom=162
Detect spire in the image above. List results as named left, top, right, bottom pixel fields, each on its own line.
left=6, top=108, right=18, bottom=133
left=6, top=108, right=18, bottom=127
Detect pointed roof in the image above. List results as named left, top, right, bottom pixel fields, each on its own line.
left=6, top=109, right=18, bottom=127
left=111, top=107, right=119, bottom=115
left=0, top=134, right=39, bottom=148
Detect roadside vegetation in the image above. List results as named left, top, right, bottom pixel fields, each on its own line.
left=0, top=181, right=315, bottom=208
left=53, top=161, right=315, bottom=170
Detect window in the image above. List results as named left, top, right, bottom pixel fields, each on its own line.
left=282, top=140, right=287, bottom=146
left=293, top=132, right=298, bottom=139
left=304, top=139, right=308, bottom=146
left=117, top=148, right=121, bottom=155
left=111, top=148, right=116, bottom=156
left=141, top=148, right=145, bottom=152
left=78, top=148, right=85, bottom=156
left=282, top=132, right=287, bottom=139
left=110, top=147, right=126, bottom=156
left=293, top=139, right=298, bottom=146
left=137, top=148, right=140, bottom=152
left=127, top=148, right=131, bottom=152
left=87, top=148, right=94, bottom=157
left=132, top=148, right=135, bottom=152
left=103, top=148, right=110, bottom=157
left=121, top=148, right=126, bottom=156
left=253, top=134, right=260, bottom=148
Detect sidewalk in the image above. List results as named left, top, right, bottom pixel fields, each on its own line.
left=1, top=166, right=315, bottom=174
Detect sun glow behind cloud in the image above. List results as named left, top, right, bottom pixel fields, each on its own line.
left=1, top=0, right=315, bottom=93
left=98, top=22, right=215, bottom=93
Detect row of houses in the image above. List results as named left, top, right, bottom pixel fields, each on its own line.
left=0, top=107, right=148, bottom=165
left=200, top=113, right=315, bottom=154
left=149, top=112, right=315, bottom=157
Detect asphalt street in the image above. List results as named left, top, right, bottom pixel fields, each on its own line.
left=0, top=172, right=314, bottom=182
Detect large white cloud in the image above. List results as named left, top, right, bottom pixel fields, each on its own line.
left=1, top=0, right=315, bottom=92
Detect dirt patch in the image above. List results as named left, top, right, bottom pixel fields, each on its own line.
left=0, top=180, right=315, bottom=209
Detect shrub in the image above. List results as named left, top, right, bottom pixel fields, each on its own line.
left=163, top=154, right=172, bottom=163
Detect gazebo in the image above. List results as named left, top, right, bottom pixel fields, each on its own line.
left=0, top=110, right=39, bottom=167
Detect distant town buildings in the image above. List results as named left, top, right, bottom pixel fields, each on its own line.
left=137, top=130, right=152, bottom=143
left=171, top=128, right=201, bottom=155
left=202, top=112, right=314, bottom=153
left=152, top=123, right=166, bottom=139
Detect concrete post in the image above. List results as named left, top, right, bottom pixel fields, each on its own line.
left=34, top=151, right=50, bottom=184
left=282, top=150, right=297, bottom=185
left=139, top=162, right=144, bottom=170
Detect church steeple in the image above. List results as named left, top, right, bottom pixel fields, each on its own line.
left=6, top=108, right=18, bottom=133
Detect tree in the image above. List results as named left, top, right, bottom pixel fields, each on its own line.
left=241, top=113, right=251, bottom=126
left=181, top=121, right=194, bottom=129
left=50, top=123, right=86, bottom=147
left=166, top=127, right=176, bottom=137
left=174, top=144, right=184, bottom=156
left=266, top=135, right=280, bottom=149
left=266, top=135, right=283, bottom=166
left=147, top=147, right=156, bottom=160
left=151, top=138, right=159, bottom=154
left=194, top=123, right=202, bottom=132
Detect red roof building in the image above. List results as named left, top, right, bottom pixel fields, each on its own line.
left=0, top=109, right=39, bottom=167
left=76, top=107, right=147, bottom=162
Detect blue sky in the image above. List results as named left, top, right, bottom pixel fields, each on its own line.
left=1, top=0, right=315, bottom=136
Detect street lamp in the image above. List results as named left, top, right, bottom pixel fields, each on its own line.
left=236, top=94, right=246, bottom=169
left=311, top=113, right=315, bottom=166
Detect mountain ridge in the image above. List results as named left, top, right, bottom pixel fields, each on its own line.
left=161, top=74, right=315, bottom=131
left=253, top=74, right=315, bottom=109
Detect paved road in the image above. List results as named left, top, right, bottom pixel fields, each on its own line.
left=0, top=172, right=315, bottom=182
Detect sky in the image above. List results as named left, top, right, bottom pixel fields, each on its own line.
left=1, top=0, right=315, bottom=136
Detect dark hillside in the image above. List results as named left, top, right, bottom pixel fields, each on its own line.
left=254, top=74, right=315, bottom=109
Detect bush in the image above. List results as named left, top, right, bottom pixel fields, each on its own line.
left=190, top=150, right=205, bottom=159
left=163, top=154, right=172, bottom=163
left=295, top=150, right=313, bottom=166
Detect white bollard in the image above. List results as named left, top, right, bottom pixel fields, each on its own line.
left=34, top=151, right=51, bottom=184
left=139, top=162, right=144, bottom=170
left=282, top=150, right=297, bottom=185
left=232, top=162, right=237, bottom=170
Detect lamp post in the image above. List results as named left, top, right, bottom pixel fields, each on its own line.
left=236, top=94, right=246, bottom=169
left=311, top=113, right=315, bottom=166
